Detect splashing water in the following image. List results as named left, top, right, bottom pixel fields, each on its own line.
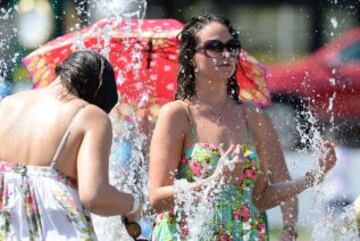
left=330, top=17, right=338, bottom=29
left=291, top=3, right=360, bottom=237
left=293, top=108, right=360, bottom=240
left=297, top=106, right=323, bottom=151
left=311, top=203, right=359, bottom=240
left=1, top=0, right=360, bottom=240
left=92, top=114, right=150, bottom=240
left=173, top=178, right=222, bottom=240
left=327, top=92, right=337, bottom=132
left=0, top=7, right=17, bottom=98
left=94, top=0, right=147, bottom=19
left=75, top=1, right=152, bottom=240
left=291, top=61, right=359, bottom=241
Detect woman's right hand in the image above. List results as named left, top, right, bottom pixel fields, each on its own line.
left=305, top=141, right=337, bottom=186
left=124, top=207, right=142, bottom=223
left=214, top=144, right=244, bottom=184
left=318, top=141, right=337, bottom=174
left=124, top=196, right=142, bottom=222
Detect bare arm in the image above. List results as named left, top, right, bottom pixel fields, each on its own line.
left=269, top=170, right=299, bottom=239
left=149, top=102, right=186, bottom=212
left=77, top=106, right=135, bottom=217
left=250, top=106, right=336, bottom=211
left=269, top=174, right=299, bottom=228
left=263, top=112, right=298, bottom=238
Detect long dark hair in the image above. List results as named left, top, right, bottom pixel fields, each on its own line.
left=55, top=50, right=118, bottom=113
left=176, top=12, right=241, bottom=102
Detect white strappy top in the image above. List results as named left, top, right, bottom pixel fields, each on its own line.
left=0, top=104, right=98, bottom=241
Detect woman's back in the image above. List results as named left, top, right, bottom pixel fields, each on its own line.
left=0, top=50, right=141, bottom=241
left=0, top=87, right=100, bottom=240
left=0, top=88, right=86, bottom=175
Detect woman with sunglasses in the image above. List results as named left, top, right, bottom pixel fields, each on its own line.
left=149, top=13, right=336, bottom=241
left=0, top=51, right=141, bottom=240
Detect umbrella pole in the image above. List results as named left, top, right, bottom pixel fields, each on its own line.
left=146, top=39, right=153, bottom=70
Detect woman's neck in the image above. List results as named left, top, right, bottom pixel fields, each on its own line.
left=47, top=77, right=79, bottom=101
left=193, top=76, right=228, bottom=107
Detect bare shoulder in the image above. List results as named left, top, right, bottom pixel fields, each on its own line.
left=242, top=101, right=270, bottom=123
left=77, top=104, right=112, bottom=130
left=0, top=90, right=35, bottom=113
left=0, top=89, right=32, bottom=105
left=152, top=100, right=189, bottom=137
left=157, top=100, right=188, bottom=124
left=240, top=101, right=275, bottom=140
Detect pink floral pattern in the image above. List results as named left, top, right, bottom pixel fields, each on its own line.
left=152, top=143, right=268, bottom=241
left=0, top=161, right=96, bottom=240
left=233, top=204, right=251, bottom=221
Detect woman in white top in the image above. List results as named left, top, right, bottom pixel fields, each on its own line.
left=0, top=50, right=141, bottom=240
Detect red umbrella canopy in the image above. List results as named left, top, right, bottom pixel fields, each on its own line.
left=23, top=18, right=270, bottom=114
left=23, top=18, right=182, bottom=106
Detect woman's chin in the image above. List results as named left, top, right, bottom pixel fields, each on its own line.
left=202, top=69, right=235, bottom=82
left=215, top=67, right=235, bottom=78
left=216, top=71, right=235, bottom=79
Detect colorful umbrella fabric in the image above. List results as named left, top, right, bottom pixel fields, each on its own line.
left=23, top=18, right=271, bottom=118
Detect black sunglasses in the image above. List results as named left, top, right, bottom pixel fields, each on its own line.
left=195, top=39, right=241, bottom=58
left=123, top=217, right=148, bottom=241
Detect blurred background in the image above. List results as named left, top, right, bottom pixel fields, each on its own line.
left=1, top=0, right=359, bottom=82
left=0, top=0, right=360, bottom=240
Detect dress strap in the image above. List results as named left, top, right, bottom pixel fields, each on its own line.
left=181, top=102, right=199, bottom=143
left=50, top=104, right=88, bottom=168
left=241, top=103, right=253, bottom=144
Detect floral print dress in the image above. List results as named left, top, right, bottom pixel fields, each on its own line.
left=151, top=103, right=268, bottom=241
left=0, top=104, right=97, bottom=241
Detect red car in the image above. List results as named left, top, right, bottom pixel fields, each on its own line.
left=266, top=27, right=360, bottom=147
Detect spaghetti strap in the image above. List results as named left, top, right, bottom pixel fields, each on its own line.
left=181, top=102, right=199, bottom=143
left=241, top=103, right=253, bottom=144
left=50, top=104, right=88, bottom=168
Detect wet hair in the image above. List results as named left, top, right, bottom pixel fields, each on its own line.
left=55, top=50, right=118, bottom=113
left=176, top=12, right=241, bottom=103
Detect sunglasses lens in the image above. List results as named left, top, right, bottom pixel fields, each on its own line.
left=225, top=39, right=241, bottom=57
left=204, top=40, right=225, bottom=57
left=202, top=39, right=241, bottom=58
